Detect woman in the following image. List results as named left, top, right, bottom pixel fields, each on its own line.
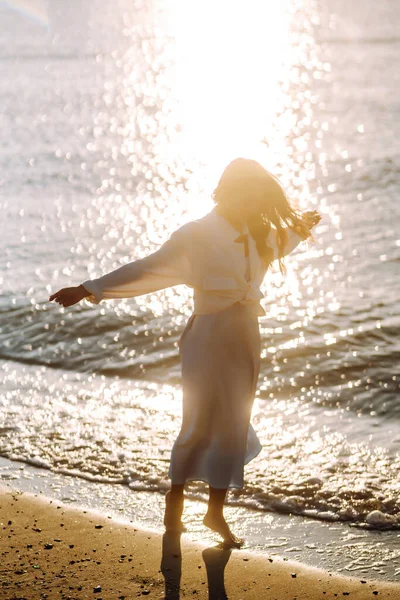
left=49, top=158, right=321, bottom=548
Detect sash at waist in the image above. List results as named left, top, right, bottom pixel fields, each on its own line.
left=193, top=287, right=266, bottom=316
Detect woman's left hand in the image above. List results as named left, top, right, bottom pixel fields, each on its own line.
left=49, top=285, right=87, bottom=308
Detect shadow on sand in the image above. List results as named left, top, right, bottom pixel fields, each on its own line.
left=161, top=531, right=233, bottom=600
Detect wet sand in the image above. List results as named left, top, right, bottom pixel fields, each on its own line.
left=1, top=485, right=399, bottom=599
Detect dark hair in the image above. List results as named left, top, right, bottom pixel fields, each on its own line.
left=212, top=158, right=313, bottom=274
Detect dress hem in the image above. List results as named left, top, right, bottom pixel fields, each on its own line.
left=168, top=444, right=263, bottom=490
left=244, top=442, right=263, bottom=466
left=168, top=476, right=245, bottom=490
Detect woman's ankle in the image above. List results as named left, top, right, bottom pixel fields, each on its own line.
left=168, top=485, right=185, bottom=500
left=205, top=506, right=224, bottom=518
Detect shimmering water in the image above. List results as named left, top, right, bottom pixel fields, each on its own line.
left=1, top=0, right=399, bottom=533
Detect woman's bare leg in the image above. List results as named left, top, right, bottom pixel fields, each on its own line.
left=164, top=484, right=185, bottom=531
left=203, top=486, right=244, bottom=547
left=170, top=483, right=185, bottom=499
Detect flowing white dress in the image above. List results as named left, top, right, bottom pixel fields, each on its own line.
left=81, top=206, right=305, bottom=490
left=168, top=301, right=262, bottom=489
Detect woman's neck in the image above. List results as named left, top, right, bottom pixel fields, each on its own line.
left=214, top=204, right=245, bottom=233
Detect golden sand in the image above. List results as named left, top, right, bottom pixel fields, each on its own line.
left=0, top=485, right=399, bottom=599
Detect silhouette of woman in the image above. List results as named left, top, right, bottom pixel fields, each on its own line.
left=49, top=158, right=321, bottom=547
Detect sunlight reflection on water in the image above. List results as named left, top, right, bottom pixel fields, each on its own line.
left=0, top=0, right=399, bottom=531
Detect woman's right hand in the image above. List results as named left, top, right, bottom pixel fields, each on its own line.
left=49, top=285, right=88, bottom=308
left=302, top=210, right=322, bottom=229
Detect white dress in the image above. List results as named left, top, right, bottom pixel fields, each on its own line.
left=168, top=301, right=262, bottom=489
left=81, top=206, right=305, bottom=489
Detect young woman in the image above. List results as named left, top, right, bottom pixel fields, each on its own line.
left=49, top=158, right=321, bottom=547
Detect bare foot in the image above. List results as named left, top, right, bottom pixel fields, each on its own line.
left=203, top=511, right=244, bottom=547
left=163, top=491, right=187, bottom=533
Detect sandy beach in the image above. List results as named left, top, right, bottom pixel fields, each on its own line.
left=1, top=485, right=399, bottom=600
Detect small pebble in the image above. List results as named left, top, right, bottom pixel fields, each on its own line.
left=94, top=585, right=102, bottom=593
left=95, top=525, right=103, bottom=529
left=44, top=544, right=53, bottom=550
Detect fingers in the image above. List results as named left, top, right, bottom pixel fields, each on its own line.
left=50, top=297, right=67, bottom=307
left=49, top=290, right=69, bottom=307
left=303, top=211, right=322, bottom=227
left=49, top=289, right=63, bottom=301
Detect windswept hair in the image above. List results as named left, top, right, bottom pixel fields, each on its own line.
left=211, top=158, right=314, bottom=274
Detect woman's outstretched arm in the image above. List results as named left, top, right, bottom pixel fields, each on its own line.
left=49, top=223, right=192, bottom=308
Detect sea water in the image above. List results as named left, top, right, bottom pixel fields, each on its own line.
left=1, top=0, right=399, bottom=580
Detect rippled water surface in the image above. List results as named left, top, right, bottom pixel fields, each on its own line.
left=1, top=0, right=399, bottom=531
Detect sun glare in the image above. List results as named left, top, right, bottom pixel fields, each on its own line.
left=169, top=0, right=292, bottom=165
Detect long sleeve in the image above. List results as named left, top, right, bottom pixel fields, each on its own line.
left=267, top=226, right=305, bottom=261
left=81, top=223, right=192, bottom=305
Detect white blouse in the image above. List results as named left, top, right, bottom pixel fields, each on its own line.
left=81, top=206, right=305, bottom=316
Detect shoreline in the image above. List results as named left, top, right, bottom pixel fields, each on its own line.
left=1, top=456, right=400, bottom=585
left=1, top=484, right=400, bottom=600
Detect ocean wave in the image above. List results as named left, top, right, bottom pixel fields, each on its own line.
left=1, top=301, right=399, bottom=414
left=2, top=450, right=399, bottom=531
